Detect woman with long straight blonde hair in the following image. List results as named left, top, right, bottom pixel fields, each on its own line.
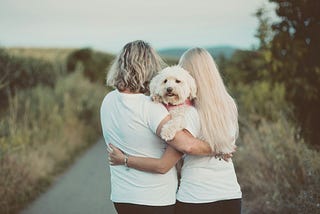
left=175, top=48, right=241, bottom=214
left=108, top=47, right=241, bottom=214
left=179, top=47, right=239, bottom=153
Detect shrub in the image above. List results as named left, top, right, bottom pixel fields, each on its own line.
left=232, top=81, right=288, bottom=123
left=0, top=49, right=61, bottom=110
left=0, top=70, right=107, bottom=214
left=66, top=48, right=114, bottom=84
left=235, top=117, right=320, bottom=213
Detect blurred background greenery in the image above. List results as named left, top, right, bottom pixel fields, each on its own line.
left=0, top=0, right=319, bottom=213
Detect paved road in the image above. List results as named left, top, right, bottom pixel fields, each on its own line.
left=21, top=139, right=117, bottom=214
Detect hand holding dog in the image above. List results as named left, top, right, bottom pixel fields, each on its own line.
left=214, top=145, right=237, bottom=162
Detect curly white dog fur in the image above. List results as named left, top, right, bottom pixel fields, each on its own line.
left=149, top=65, right=197, bottom=141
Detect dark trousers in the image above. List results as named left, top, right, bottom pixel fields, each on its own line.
left=114, top=202, right=175, bottom=214
left=175, top=199, right=242, bottom=214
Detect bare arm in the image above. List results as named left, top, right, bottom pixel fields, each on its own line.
left=107, top=114, right=232, bottom=174
left=108, top=144, right=183, bottom=174
left=156, top=115, right=213, bottom=156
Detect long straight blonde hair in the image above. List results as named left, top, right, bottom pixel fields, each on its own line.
left=179, top=48, right=239, bottom=153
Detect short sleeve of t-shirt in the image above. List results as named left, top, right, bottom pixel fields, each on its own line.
left=147, top=101, right=169, bottom=134
left=184, top=107, right=201, bottom=138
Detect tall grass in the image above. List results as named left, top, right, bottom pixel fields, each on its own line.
left=0, top=69, right=106, bottom=213
left=6, top=47, right=74, bottom=63
left=1, top=47, right=319, bottom=214
left=234, top=117, right=320, bottom=213
left=230, top=81, right=320, bottom=213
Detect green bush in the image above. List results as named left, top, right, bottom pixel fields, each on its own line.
left=163, top=57, right=178, bottom=66
left=232, top=81, right=288, bottom=123
left=235, top=117, right=320, bottom=213
left=0, top=49, right=61, bottom=109
left=0, top=70, right=107, bottom=214
left=66, top=48, right=114, bottom=84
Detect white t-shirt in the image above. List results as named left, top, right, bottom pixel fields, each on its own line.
left=100, top=90, right=177, bottom=206
left=177, top=107, right=242, bottom=203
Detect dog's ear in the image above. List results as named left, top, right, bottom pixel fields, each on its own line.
left=186, top=73, right=197, bottom=100
left=149, top=74, right=160, bottom=97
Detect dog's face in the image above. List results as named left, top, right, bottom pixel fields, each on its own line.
left=150, top=66, right=197, bottom=105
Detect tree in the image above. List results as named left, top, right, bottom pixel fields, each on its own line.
left=268, top=0, right=320, bottom=145
left=255, top=7, right=273, bottom=50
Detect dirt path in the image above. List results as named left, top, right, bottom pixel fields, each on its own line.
left=21, top=139, right=117, bottom=214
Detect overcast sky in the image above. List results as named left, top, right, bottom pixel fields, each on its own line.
left=0, top=0, right=274, bottom=53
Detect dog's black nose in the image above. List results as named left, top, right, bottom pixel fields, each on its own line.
left=167, top=87, right=173, bottom=93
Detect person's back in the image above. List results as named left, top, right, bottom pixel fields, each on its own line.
left=100, top=40, right=178, bottom=214
left=101, top=90, right=177, bottom=205
left=176, top=47, right=242, bottom=214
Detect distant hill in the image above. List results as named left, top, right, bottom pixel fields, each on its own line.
left=158, top=45, right=238, bottom=59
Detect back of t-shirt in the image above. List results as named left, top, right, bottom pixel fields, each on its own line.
left=100, top=90, right=178, bottom=206
left=177, top=106, right=241, bottom=203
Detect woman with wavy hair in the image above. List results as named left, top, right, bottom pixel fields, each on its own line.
left=101, top=41, right=214, bottom=214
left=108, top=47, right=242, bottom=214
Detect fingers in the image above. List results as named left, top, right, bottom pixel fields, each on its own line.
left=106, top=143, right=126, bottom=166
left=214, top=152, right=233, bottom=162
left=107, top=143, right=113, bottom=153
left=106, top=143, right=115, bottom=165
left=108, top=156, right=114, bottom=165
left=232, top=145, right=237, bottom=153
left=109, top=143, right=115, bottom=148
left=222, top=153, right=233, bottom=162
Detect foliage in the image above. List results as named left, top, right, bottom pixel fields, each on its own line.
left=214, top=3, right=320, bottom=212
left=5, top=48, right=74, bottom=63
left=254, top=7, right=274, bottom=50
left=235, top=117, right=320, bottom=214
left=0, top=50, right=107, bottom=214
left=163, top=57, right=178, bottom=66
left=66, top=48, right=114, bottom=84
left=222, top=50, right=268, bottom=85
left=268, top=0, right=320, bottom=145
left=0, top=49, right=62, bottom=109
left=234, top=81, right=287, bottom=123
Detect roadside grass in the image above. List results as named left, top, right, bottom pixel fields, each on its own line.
left=234, top=116, right=320, bottom=213
left=0, top=51, right=107, bottom=213
left=1, top=47, right=319, bottom=214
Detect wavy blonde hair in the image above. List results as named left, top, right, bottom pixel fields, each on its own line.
left=179, top=48, right=239, bottom=153
left=107, top=40, right=165, bottom=93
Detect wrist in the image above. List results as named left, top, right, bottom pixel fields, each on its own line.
left=124, top=154, right=129, bottom=167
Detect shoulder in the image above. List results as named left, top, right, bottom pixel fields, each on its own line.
left=142, top=96, right=169, bottom=134
left=104, top=90, right=116, bottom=100
left=101, top=90, right=115, bottom=105
left=142, top=95, right=168, bottom=112
left=184, top=106, right=200, bottom=137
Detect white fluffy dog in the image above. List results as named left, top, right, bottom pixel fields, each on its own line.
left=149, top=65, right=197, bottom=141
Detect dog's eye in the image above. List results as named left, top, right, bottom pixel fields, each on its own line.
left=164, top=79, right=167, bottom=83
left=175, top=80, right=181, bottom=83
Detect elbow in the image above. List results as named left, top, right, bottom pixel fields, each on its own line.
left=155, top=166, right=171, bottom=174
left=181, top=144, right=194, bottom=155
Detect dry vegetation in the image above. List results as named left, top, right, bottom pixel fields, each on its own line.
left=0, top=47, right=319, bottom=214
left=6, top=47, right=74, bottom=63
left=0, top=48, right=107, bottom=214
left=235, top=117, right=320, bottom=213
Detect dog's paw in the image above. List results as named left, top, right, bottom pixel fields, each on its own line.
left=160, top=119, right=184, bottom=141
left=160, top=126, right=176, bottom=141
left=161, top=123, right=179, bottom=141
